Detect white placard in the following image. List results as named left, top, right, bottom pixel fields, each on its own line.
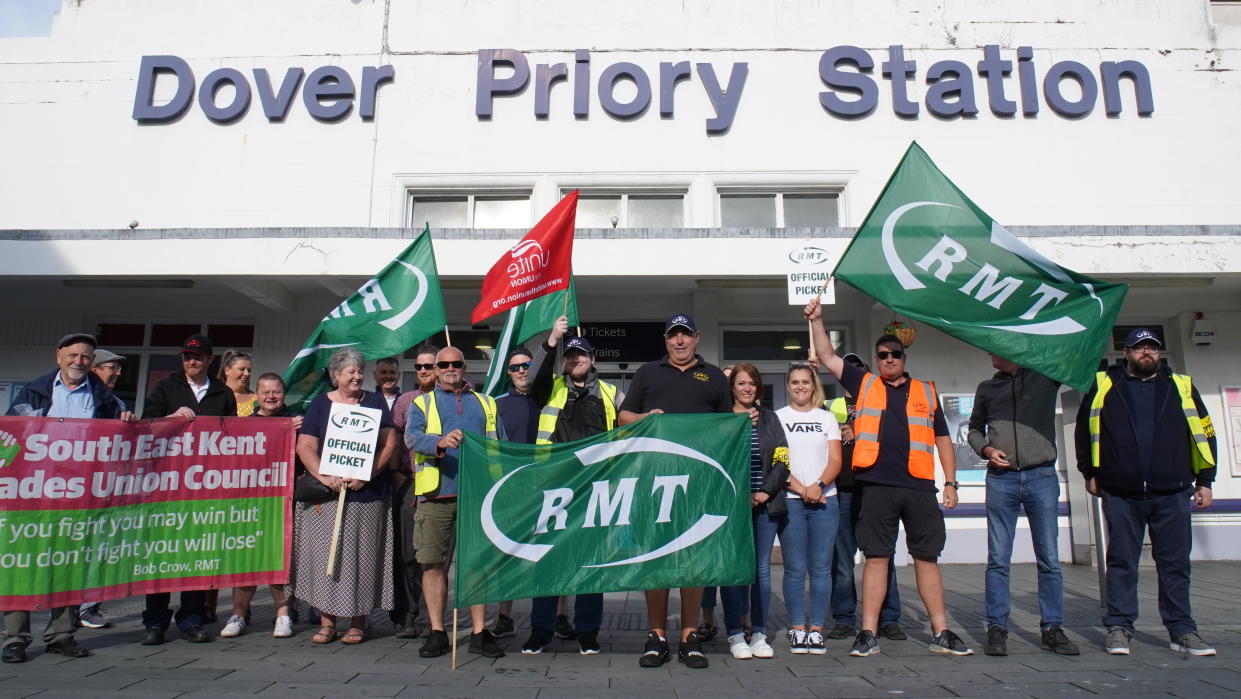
left=318, top=402, right=383, bottom=481
left=786, top=240, right=836, bottom=305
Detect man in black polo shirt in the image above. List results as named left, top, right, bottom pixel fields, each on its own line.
left=618, top=313, right=731, bottom=670
left=805, top=298, right=971, bottom=657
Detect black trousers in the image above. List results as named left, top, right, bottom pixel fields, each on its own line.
left=390, top=475, right=423, bottom=627
left=143, top=590, right=206, bottom=631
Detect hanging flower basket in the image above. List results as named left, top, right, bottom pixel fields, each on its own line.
left=884, top=319, right=918, bottom=347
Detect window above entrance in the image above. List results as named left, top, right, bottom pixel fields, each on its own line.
left=408, top=191, right=532, bottom=229
left=559, top=189, right=686, bottom=228
left=719, top=190, right=840, bottom=228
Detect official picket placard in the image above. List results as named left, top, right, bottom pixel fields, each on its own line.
left=318, top=403, right=382, bottom=481
left=454, top=413, right=753, bottom=607
left=0, top=416, right=295, bottom=610
left=786, top=240, right=836, bottom=305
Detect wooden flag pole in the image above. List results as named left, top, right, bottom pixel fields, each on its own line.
left=325, top=487, right=348, bottom=576
left=806, top=274, right=835, bottom=362
left=451, top=608, right=458, bottom=670
left=443, top=326, right=452, bottom=347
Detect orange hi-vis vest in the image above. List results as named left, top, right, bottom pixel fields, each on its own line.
left=851, top=372, right=939, bottom=480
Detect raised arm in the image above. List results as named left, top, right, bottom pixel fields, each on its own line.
left=803, top=296, right=844, bottom=380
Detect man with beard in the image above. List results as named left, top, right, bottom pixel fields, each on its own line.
left=1075, top=328, right=1217, bottom=656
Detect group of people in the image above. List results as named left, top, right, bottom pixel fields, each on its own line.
left=1, top=301, right=1220, bottom=665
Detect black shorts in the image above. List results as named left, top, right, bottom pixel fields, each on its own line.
left=855, top=484, right=946, bottom=559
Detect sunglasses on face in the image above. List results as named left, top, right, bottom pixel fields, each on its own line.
left=436, top=360, right=465, bottom=369
left=507, top=361, right=532, bottom=373
left=876, top=350, right=905, bottom=360
left=414, top=363, right=436, bottom=371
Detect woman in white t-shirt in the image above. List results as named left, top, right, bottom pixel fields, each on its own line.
left=776, top=363, right=842, bottom=656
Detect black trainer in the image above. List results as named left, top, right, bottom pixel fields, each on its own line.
left=418, top=629, right=450, bottom=658
left=878, top=623, right=908, bottom=641
left=929, top=629, right=974, bottom=656
left=578, top=630, right=601, bottom=655
left=469, top=629, right=505, bottom=658
left=849, top=630, right=879, bottom=657
left=490, top=613, right=516, bottom=638
left=554, top=614, right=577, bottom=640
left=677, top=631, right=709, bottom=669
left=638, top=631, right=669, bottom=667
left=984, top=626, right=1008, bottom=656
left=521, top=629, right=551, bottom=655
left=826, top=622, right=856, bottom=640
left=1040, top=625, right=1080, bottom=655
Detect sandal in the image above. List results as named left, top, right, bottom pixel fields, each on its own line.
left=695, top=623, right=718, bottom=642
left=311, top=625, right=337, bottom=644
left=340, top=627, right=365, bottom=645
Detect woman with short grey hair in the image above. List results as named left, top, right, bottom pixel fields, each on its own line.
left=289, top=348, right=398, bottom=645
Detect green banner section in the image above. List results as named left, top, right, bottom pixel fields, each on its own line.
left=455, top=413, right=753, bottom=607
left=1, top=497, right=284, bottom=596
left=834, top=142, right=1128, bottom=391
left=481, top=281, right=580, bottom=397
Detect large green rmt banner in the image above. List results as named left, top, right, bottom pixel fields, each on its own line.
left=454, top=414, right=753, bottom=607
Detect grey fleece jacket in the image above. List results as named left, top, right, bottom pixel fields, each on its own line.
left=967, top=368, right=1061, bottom=469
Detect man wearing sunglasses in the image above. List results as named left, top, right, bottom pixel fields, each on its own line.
left=407, top=347, right=507, bottom=659
left=389, top=344, right=440, bottom=640
left=1074, top=328, right=1216, bottom=657
left=805, top=298, right=971, bottom=658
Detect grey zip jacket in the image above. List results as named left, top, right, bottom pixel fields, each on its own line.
left=967, top=368, right=1061, bottom=468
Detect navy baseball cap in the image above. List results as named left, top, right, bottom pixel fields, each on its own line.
left=1123, top=328, right=1162, bottom=349
left=664, top=313, right=697, bottom=335
left=505, top=346, right=533, bottom=363
left=842, top=352, right=870, bottom=372
left=564, top=336, right=594, bottom=355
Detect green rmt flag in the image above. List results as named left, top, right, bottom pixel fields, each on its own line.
left=454, top=413, right=754, bottom=607
left=481, top=281, right=579, bottom=397
left=283, top=226, right=446, bottom=411
left=833, top=143, right=1128, bottom=392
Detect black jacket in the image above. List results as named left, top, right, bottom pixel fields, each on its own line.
left=7, top=370, right=125, bottom=419
left=143, top=373, right=237, bottom=419
left=753, top=406, right=792, bottom=517
left=1074, top=363, right=1216, bottom=496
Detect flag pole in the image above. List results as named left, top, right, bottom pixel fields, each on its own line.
left=807, top=275, right=834, bottom=362
left=444, top=326, right=452, bottom=347
left=325, top=487, right=347, bottom=576
left=451, top=608, right=458, bottom=670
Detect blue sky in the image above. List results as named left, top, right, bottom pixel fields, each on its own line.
left=0, top=0, right=61, bottom=38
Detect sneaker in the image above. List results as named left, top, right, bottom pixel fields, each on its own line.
left=728, top=633, right=753, bottom=659
left=677, top=632, right=709, bottom=669
left=1105, top=626, right=1131, bottom=655
left=490, top=613, right=516, bottom=639
left=806, top=629, right=827, bottom=655
left=521, top=630, right=551, bottom=655
left=273, top=615, right=293, bottom=638
left=878, top=623, right=908, bottom=641
left=929, top=629, right=974, bottom=656
left=78, top=609, right=111, bottom=629
left=748, top=631, right=774, bottom=659
left=219, top=614, right=247, bottom=638
left=578, top=630, right=601, bottom=655
left=468, top=629, right=505, bottom=658
left=984, top=626, right=1008, bottom=656
left=849, top=630, right=880, bottom=657
left=826, top=622, right=855, bottom=640
left=1170, top=631, right=1216, bottom=656
left=554, top=614, right=577, bottom=640
left=419, top=629, right=451, bottom=658
left=638, top=631, right=669, bottom=667
left=787, top=627, right=809, bottom=654
left=1040, top=625, right=1079, bottom=655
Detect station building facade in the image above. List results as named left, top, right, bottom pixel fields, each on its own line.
left=3, top=0, right=1241, bottom=564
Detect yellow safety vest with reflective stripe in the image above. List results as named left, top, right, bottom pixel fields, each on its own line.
left=536, top=378, right=618, bottom=445
left=851, top=373, right=939, bottom=480
left=1087, top=371, right=1215, bottom=473
left=412, top=390, right=499, bottom=496
left=826, top=397, right=849, bottom=424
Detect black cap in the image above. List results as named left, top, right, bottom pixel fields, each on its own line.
left=842, top=352, right=870, bottom=373
left=564, top=336, right=594, bottom=355
left=505, top=346, right=533, bottom=363
left=58, top=333, right=97, bottom=349
left=1123, top=328, right=1162, bottom=349
left=180, top=333, right=213, bottom=356
left=664, top=313, right=697, bottom=335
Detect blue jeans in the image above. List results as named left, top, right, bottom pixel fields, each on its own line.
left=985, top=464, right=1063, bottom=631
left=831, top=489, right=901, bottom=626
left=780, top=497, right=838, bottom=630
left=717, top=506, right=784, bottom=635
left=530, top=594, right=603, bottom=634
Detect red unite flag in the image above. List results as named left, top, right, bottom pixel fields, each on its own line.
left=471, top=189, right=578, bottom=324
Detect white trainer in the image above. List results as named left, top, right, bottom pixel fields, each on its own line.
left=728, top=633, right=753, bottom=659
left=220, top=614, right=247, bottom=638
left=749, top=632, right=774, bottom=658
left=273, top=615, right=293, bottom=638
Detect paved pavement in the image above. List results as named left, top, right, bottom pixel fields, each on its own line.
left=4, top=561, right=1239, bottom=698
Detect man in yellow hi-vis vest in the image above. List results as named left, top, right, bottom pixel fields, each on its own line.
left=1074, top=328, right=1217, bottom=657
left=406, top=346, right=507, bottom=659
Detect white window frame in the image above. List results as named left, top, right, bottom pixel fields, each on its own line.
left=717, top=186, right=843, bottom=228
left=559, top=187, right=688, bottom=228
left=406, top=188, right=534, bottom=229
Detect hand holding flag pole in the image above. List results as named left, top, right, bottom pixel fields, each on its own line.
left=807, top=275, right=833, bottom=363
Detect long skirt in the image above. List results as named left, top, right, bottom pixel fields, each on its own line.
left=288, top=492, right=395, bottom=618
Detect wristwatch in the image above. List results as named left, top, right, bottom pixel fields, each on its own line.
left=816, top=480, right=828, bottom=489
left=943, top=481, right=960, bottom=489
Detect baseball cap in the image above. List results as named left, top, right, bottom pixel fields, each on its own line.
left=564, top=336, right=594, bottom=355
left=664, top=313, right=697, bottom=335
left=92, top=349, right=125, bottom=365
left=180, top=333, right=214, bottom=356
left=1123, top=328, right=1162, bottom=349
left=57, top=333, right=97, bottom=349
left=841, top=352, right=870, bottom=373
left=505, top=346, right=533, bottom=363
